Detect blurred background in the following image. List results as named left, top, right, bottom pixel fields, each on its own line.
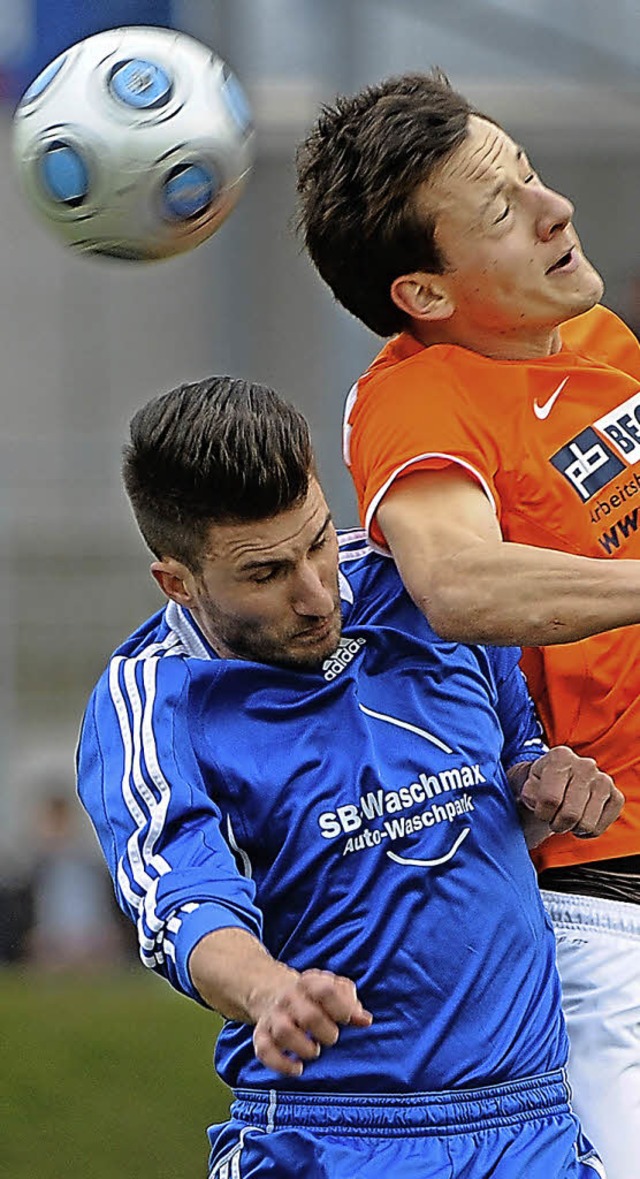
left=0, top=0, right=639, bottom=1174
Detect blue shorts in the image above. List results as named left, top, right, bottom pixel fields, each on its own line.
left=207, top=1070, right=605, bottom=1178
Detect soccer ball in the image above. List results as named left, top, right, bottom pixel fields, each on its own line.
left=12, top=26, right=255, bottom=262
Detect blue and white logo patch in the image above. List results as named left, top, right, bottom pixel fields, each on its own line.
left=109, top=59, right=173, bottom=109
left=550, top=427, right=625, bottom=502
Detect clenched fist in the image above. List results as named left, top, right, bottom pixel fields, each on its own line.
left=509, top=746, right=624, bottom=846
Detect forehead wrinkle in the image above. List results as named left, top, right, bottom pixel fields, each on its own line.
left=206, top=519, right=306, bottom=565
left=438, top=120, right=520, bottom=191
left=237, top=514, right=331, bottom=570
left=204, top=497, right=330, bottom=567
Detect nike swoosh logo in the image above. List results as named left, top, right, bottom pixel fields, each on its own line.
left=533, top=376, right=570, bottom=420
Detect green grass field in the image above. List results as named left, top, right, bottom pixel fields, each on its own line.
left=2, top=967, right=232, bottom=1178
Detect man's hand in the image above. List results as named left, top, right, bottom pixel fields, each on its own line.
left=509, top=746, right=624, bottom=847
left=189, top=929, right=372, bottom=1078
left=252, top=968, right=373, bottom=1077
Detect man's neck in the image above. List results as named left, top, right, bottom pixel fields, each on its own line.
left=410, top=321, right=564, bottom=361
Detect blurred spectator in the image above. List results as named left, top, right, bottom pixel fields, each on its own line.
left=24, top=787, right=131, bottom=971
left=0, top=868, right=32, bottom=964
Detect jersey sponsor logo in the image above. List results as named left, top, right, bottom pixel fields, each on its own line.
left=593, top=389, right=640, bottom=463
left=533, top=376, right=569, bottom=420
left=589, top=470, right=640, bottom=524
left=588, top=468, right=640, bottom=551
left=550, top=427, right=625, bottom=501
left=339, top=795, right=474, bottom=858
left=387, top=825, right=470, bottom=867
left=318, top=762, right=485, bottom=859
left=597, top=506, right=640, bottom=553
left=322, top=635, right=365, bottom=680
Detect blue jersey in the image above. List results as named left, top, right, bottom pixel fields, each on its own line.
left=77, top=531, right=565, bottom=1095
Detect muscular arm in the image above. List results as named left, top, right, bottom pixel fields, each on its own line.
left=377, top=467, right=640, bottom=646
left=189, top=927, right=372, bottom=1077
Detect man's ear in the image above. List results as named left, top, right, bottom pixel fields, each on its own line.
left=390, top=272, right=455, bottom=323
left=150, top=558, right=196, bottom=606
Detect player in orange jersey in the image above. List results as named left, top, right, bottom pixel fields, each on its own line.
left=296, top=71, right=640, bottom=1179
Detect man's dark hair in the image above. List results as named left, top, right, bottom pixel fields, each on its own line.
left=296, top=70, right=483, bottom=337
left=122, top=376, right=314, bottom=571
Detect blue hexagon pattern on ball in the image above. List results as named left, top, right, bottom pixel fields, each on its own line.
left=39, top=142, right=91, bottom=206
left=162, top=163, right=219, bottom=222
left=108, top=58, right=174, bottom=110
left=12, top=26, right=255, bottom=262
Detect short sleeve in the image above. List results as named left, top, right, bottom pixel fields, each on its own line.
left=346, top=348, right=502, bottom=547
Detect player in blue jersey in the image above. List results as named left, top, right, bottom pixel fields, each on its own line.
left=76, top=376, right=622, bottom=1178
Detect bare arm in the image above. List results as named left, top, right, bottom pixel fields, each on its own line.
left=377, top=468, right=640, bottom=646
left=506, top=747, right=624, bottom=849
left=189, top=927, right=372, bottom=1077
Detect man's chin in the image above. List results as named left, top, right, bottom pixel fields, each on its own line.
left=278, top=622, right=343, bottom=671
left=559, top=281, right=603, bottom=325
left=576, top=262, right=605, bottom=310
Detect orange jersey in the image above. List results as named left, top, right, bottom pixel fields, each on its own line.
left=345, top=304, right=640, bottom=869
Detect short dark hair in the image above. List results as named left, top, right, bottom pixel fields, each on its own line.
left=296, top=70, right=482, bottom=337
left=122, top=376, right=314, bottom=571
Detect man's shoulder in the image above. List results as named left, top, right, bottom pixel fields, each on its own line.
left=91, top=602, right=213, bottom=700
left=352, top=336, right=500, bottom=432
left=109, top=603, right=189, bottom=661
left=336, top=531, right=515, bottom=669
left=337, top=528, right=423, bottom=627
left=337, top=527, right=371, bottom=562
left=337, top=529, right=397, bottom=589
left=361, top=333, right=465, bottom=389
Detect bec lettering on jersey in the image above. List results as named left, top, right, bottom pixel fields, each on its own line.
left=550, top=389, right=640, bottom=503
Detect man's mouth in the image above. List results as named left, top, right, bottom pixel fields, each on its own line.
left=546, top=248, right=575, bottom=274
left=296, top=619, right=334, bottom=642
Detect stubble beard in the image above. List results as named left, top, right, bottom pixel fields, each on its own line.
left=198, top=593, right=344, bottom=671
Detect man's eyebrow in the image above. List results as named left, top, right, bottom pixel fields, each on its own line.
left=311, top=511, right=333, bottom=545
left=239, top=511, right=333, bottom=572
left=238, top=551, right=289, bottom=574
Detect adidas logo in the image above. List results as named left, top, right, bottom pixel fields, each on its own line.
left=323, top=635, right=366, bottom=681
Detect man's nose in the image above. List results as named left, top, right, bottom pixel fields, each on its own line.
left=536, top=185, right=574, bottom=242
left=292, top=564, right=335, bottom=616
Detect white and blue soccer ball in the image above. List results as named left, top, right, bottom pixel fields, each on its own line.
left=12, top=25, right=255, bottom=261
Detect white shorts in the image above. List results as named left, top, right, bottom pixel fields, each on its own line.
left=542, top=889, right=640, bottom=1179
